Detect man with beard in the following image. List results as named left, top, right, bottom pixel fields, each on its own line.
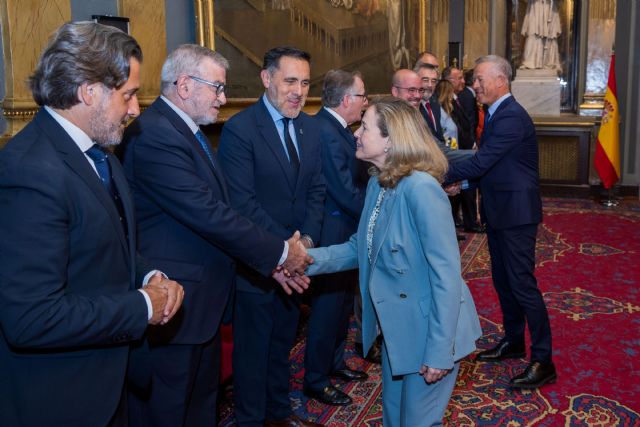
left=415, top=63, right=446, bottom=143
left=0, top=22, right=184, bottom=426
left=120, top=45, right=312, bottom=427
left=218, top=46, right=325, bottom=427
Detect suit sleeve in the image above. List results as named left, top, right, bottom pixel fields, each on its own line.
left=0, top=164, right=148, bottom=349
left=321, top=133, right=365, bottom=221
left=446, top=108, right=526, bottom=184
left=406, top=177, right=463, bottom=369
left=128, top=125, right=283, bottom=276
left=218, top=120, right=291, bottom=238
left=305, top=233, right=359, bottom=276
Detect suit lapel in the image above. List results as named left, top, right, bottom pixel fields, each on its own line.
left=35, top=110, right=130, bottom=256
left=109, top=157, right=136, bottom=283
left=370, top=187, right=397, bottom=268
left=255, top=102, right=298, bottom=191
left=482, top=95, right=514, bottom=145
left=154, top=98, right=230, bottom=202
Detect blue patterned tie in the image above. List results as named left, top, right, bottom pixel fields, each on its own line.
left=195, top=130, right=216, bottom=168
left=85, top=145, right=114, bottom=195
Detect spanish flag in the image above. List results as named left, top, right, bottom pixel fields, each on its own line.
left=594, top=53, right=620, bottom=189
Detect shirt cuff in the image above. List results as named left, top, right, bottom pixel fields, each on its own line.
left=140, top=270, right=168, bottom=321
left=278, top=241, right=289, bottom=266
left=137, top=290, right=152, bottom=321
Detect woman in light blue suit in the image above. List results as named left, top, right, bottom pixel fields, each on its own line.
left=305, top=97, right=481, bottom=426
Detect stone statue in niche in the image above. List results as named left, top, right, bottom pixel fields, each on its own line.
left=520, top=0, right=562, bottom=71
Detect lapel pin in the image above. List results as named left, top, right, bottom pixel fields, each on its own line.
left=299, top=128, right=303, bottom=135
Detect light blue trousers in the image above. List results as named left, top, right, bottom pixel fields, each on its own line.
left=381, top=341, right=460, bottom=427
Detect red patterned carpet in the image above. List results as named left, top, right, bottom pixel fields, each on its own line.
left=219, top=197, right=640, bottom=426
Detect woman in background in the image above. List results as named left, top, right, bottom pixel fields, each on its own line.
left=303, top=97, right=481, bottom=426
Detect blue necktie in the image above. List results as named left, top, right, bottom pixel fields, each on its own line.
left=195, top=130, right=216, bottom=168
left=85, top=144, right=128, bottom=236
left=85, top=145, right=114, bottom=195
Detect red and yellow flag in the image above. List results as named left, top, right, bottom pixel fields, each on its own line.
left=594, top=53, right=620, bottom=189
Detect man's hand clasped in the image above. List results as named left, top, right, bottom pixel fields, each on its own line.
left=145, top=272, right=185, bottom=325
left=272, top=230, right=314, bottom=295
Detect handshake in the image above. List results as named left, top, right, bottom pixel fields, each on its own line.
left=272, top=231, right=314, bottom=295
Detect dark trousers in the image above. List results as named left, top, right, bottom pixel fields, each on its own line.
left=128, top=333, right=221, bottom=427
left=486, top=223, right=553, bottom=363
left=233, top=289, right=301, bottom=426
left=304, top=270, right=356, bottom=390
left=451, top=189, right=479, bottom=229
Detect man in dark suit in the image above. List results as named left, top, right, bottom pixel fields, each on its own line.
left=120, top=45, right=312, bottom=427
left=445, top=55, right=556, bottom=389
left=218, top=47, right=325, bottom=427
left=443, top=66, right=483, bottom=233
left=0, top=22, right=183, bottom=426
left=414, top=63, right=446, bottom=143
left=303, top=70, right=369, bottom=406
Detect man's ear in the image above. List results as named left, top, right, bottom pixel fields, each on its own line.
left=341, top=94, right=351, bottom=109
left=174, top=74, right=192, bottom=99
left=78, top=83, right=99, bottom=106
left=260, top=69, right=271, bottom=90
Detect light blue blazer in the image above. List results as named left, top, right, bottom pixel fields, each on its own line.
left=307, top=172, right=481, bottom=376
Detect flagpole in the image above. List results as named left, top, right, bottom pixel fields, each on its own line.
left=601, top=187, right=619, bottom=207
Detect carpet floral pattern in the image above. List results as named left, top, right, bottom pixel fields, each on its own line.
left=219, top=198, right=640, bottom=426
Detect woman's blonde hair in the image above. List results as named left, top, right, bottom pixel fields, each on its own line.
left=436, top=80, right=455, bottom=115
left=369, top=96, right=448, bottom=188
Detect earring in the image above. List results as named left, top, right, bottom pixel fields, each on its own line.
left=383, top=147, right=389, bottom=153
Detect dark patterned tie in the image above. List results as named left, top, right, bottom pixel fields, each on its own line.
left=282, top=118, right=300, bottom=172
left=86, top=145, right=114, bottom=195
left=195, top=130, right=216, bottom=169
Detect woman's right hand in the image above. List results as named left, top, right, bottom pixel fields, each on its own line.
left=419, top=365, right=450, bottom=384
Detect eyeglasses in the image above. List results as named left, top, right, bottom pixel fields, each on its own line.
left=394, top=86, right=425, bottom=95
left=350, top=93, right=368, bottom=101
left=174, top=75, right=225, bottom=96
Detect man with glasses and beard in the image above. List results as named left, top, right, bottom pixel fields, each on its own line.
left=0, top=22, right=183, bottom=426
left=120, top=44, right=312, bottom=427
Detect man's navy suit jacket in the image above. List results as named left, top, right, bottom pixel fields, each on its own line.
left=121, top=98, right=283, bottom=344
left=446, top=95, right=542, bottom=229
left=0, top=109, right=149, bottom=426
left=314, top=108, right=367, bottom=246
left=218, top=99, right=325, bottom=293
left=419, top=96, right=445, bottom=142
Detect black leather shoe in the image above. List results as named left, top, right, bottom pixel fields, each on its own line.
left=366, top=340, right=382, bottom=364
left=331, top=368, right=368, bottom=382
left=354, top=342, right=382, bottom=364
left=476, top=341, right=526, bottom=362
left=510, top=361, right=557, bottom=389
left=304, top=385, right=352, bottom=406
